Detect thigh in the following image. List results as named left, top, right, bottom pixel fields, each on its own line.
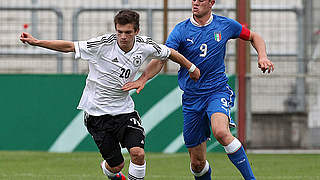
left=117, top=111, right=145, bottom=149
left=183, top=107, right=211, bottom=148
left=206, top=90, right=236, bottom=127
left=210, top=112, right=234, bottom=146
left=99, top=132, right=124, bottom=167
left=122, top=126, right=145, bottom=150
left=85, top=113, right=114, bottom=149
left=84, top=113, right=124, bottom=167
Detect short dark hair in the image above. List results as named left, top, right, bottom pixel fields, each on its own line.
left=114, top=9, right=140, bottom=32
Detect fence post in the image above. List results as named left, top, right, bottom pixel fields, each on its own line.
left=236, top=0, right=251, bottom=148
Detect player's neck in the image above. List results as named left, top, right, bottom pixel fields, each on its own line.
left=118, top=42, right=134, bottom=53
left=192, top=13, right=212, bottom=26
left=121, top=46, right=133, bottom=53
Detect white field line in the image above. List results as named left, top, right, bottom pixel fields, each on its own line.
left=1, top=174, right=319, bottom=180
left=247, top=149, right=320, bottom=154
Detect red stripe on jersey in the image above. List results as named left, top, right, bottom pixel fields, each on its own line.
left=239, top=26, right=250, bottom=41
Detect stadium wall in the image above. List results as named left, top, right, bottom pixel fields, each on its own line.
left=0, top=74, right=236, bottom=153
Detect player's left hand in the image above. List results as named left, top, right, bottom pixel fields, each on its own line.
left=189, top=67, right=200, bottom=82
left=258, top=57, right=274, bottom=73
left=121, top=79, right=146, bottom=94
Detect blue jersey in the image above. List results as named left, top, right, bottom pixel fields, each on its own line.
left=166, top=14, right=243, bottom=96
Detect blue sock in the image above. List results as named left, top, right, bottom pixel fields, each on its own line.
left=225, top=139, right=255, bottom=180
left=191, top=160, right=212, bottom=180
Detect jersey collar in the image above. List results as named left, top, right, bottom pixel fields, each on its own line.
left=116, top=37, right=138, bottom=56
left=190, top=14, right=213, bottom=27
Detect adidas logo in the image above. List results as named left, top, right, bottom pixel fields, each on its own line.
left=112, top=57, right=118, bottom=62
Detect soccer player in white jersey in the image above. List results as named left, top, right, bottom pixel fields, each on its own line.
left=20, top=9, right=200, bottom=180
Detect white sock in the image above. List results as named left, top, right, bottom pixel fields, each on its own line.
left=101, top=160, right=117, bottom=178
left=190, top=160, right=209, bottom=177
left=128, top=160, right=146, bottom=180
left=223, top=138, right=242, bottom=154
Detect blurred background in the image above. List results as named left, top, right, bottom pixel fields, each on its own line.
left=0, top=0, right=320, bottom=152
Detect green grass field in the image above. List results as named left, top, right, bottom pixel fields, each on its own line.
left=0, top=151, right=319, bottom=180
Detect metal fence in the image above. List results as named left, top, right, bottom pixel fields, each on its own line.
left=0, top=0, right=319, bottom=148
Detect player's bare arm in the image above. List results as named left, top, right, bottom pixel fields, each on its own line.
left=20, top=32, right=75, bottom=53
left=122, top=48, right=201, bottom=93
left=246, top=31, right=275, bottom=73
left=169, top=48, right=200, bottom=81
left=122, top=59, right=165, bottom=94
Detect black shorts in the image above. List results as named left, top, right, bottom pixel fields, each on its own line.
left=84, top=111, right=145, bottom=167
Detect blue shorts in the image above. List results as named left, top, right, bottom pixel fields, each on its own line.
left=182, top=85, right=236, bottom=148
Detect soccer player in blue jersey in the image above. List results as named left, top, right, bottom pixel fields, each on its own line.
left=122, top=0, right=274, bottom=179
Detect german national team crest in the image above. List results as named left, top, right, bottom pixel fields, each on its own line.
left=133, top=55, right=142, bottom=67
left=214, top=32, right=222, bottom=42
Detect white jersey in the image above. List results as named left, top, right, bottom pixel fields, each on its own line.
left=74, top=34, right=171, bottom=116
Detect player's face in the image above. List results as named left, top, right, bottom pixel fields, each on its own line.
left=192, top=0, right=215, bottom=18
left=116, top=23, right=139, bottom=52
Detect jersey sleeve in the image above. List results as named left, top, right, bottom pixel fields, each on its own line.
left=228, top=18, right=244, bottom=39
left=165, top=25, right=182, bottom=50
left=74, top=35, right=105, bottom=61
left=149, top=43, right=171, bottom=60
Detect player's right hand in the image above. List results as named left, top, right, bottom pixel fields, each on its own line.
left=20, top=32, right=37, bottom=46
left=189, top=67, right=200, bottom=82
left=121, top=79, right=147, bottom=94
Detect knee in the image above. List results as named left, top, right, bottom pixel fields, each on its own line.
left=109, top=162, right=125, bottom=173
left=213, top=128, right=230, bottom=142
left=191, top=160, right=206, bottom=173
left=190, top=159, right=206, bottom=173
left=129, top=147, right=145, bottom=165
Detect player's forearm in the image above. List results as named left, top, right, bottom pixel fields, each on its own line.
left=169, top=48, right=193, bottom=70
left=250, top=32, right=268, bottom=59
left=139, top=59, right=165, bottom=82
left=34, top=40, right=75, bottom=53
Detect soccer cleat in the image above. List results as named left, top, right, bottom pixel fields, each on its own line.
left=100, top=161, right=126, bottom=180
left=110, top=172, right=126, bottom=180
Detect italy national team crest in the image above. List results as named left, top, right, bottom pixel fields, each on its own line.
left=214, top=32, right=222, bottom=42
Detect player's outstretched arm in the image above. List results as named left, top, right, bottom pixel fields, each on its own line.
left=122, top=59, right=165, bottom=94
left=247, top=31, right=274, bottom=73
left=168, top=48, right=200, bottom=81
left=20, top=32, right=75, bottom=53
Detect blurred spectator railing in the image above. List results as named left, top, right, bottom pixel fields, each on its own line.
left=71, top=5, right=301, bottom=73
left=0, top=6, right=64, bottom=73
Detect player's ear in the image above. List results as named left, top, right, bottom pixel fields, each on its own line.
left=210, top=0, right=215, bottom=6
left=135, top=28, right=140, bottom=35
left=114, top=23, right=117, bottom=31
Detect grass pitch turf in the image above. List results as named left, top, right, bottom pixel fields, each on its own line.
left=0, top=151, right=319, bottom=180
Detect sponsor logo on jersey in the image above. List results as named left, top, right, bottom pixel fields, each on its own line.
left=112, top=57, right=119, bottom=62
left=187, top=38, right=194, bottom=44
left=214, top=32, right=222, bottom=42
left=133, top=55, right=142, bottom=67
